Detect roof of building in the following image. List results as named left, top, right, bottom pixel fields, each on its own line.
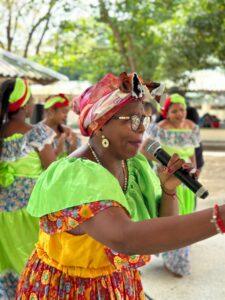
left=0, top=48, right=68, bottom=84
left=187, top=69, right=225, bottom=93
left=31, top=80, right=90, bottom=98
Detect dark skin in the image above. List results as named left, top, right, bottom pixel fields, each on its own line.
left=69, top=101, right=225, bottom=255
left=141, top=102, right=197, bottom=167
left=3, top=100, right=56, bottom=169
left=159, top=103, right=197, bottom=167
left=44, top=106, right=78, bottom=155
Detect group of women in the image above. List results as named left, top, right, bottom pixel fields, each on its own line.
left=0, top=79, right=78, bottom=298
left=0, top=72, right=224, bottom=299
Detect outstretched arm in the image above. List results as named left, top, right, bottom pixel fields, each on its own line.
left=78, top=204, right=224, bottom=256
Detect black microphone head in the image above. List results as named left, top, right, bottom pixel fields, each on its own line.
left=196, top=187, right=209, bottom=199
left=146, top=139, right=161, bottom=156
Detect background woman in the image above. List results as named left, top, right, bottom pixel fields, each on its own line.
left=43, top=94, right=80, bottom=158
left=16, top=73, right=225, bottom=299
left=0, top=78, right=56, bottom=299
left=144, top=93, right=200, bottom=277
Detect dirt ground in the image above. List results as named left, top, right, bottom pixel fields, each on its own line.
left=141, top=151, right=225, bottom=300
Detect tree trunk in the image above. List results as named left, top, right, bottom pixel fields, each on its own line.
left=6, top=4, right=13, bottom=51
left=24, top=15, right=47, bottom=57
left=126, top=33, right=136, bottom=71
left=98, top=0, right=136, bottom=71
left=24, top=0, right=56, bottom=57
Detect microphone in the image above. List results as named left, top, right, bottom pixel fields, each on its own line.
left=146, top=140, right=209, bottom=199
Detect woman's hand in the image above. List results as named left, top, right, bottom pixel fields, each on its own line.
left=55, top=133, right=66, bottom=156
left=157, top=154, right=198, bottom=192
left=66, top=129, right=79, bottom=152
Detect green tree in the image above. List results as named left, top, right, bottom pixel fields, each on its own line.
left=34, top=0, right=225, bottom=82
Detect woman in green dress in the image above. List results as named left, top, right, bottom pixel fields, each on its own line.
left=145, top=93, right=200, bottom=277
left=0, top=78, right=56, bottom=299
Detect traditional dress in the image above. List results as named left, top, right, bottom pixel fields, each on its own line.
left=16, top=153, right=162, bottom=299
left=0, top=123, right=55, bottom=299
left=43, top=94, right=81, bottom=158
left=146, top=122, right=200, bottom=276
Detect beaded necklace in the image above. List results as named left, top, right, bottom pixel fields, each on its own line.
left=88, top=142, right=128, bottom=192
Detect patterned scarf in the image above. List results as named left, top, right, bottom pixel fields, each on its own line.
left=73, top=72, right=165, bottom=136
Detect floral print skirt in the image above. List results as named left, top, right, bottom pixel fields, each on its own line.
left=16, top=251, right=145, bottom=300
left=162, top=246, right=191, bottom=277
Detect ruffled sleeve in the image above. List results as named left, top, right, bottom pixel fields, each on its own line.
left=25, top=122, right=56, bottom=152
left=145, top=123, right=159, bottom=139
left=27, top=157, right=129, bottom=217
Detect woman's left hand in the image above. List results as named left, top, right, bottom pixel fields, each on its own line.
left=157, top=153, right=198, bottom=192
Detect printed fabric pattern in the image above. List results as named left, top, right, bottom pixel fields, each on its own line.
left=147, top=123, right=200, bottom=148
left=40, top=200, right=150, bottom=270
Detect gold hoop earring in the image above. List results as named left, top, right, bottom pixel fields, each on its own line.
left=101, top=135, right=109, bottom=148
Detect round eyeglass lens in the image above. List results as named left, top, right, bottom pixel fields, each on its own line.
left=131, top=115, right=141, bottom=131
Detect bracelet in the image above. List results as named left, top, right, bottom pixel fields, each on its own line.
left=161, top=186, right=176, bottom=197
left=210, top=204, right=225, bottom=234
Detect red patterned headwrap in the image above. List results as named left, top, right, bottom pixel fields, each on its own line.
left=73, top=72, right=165, bottom=136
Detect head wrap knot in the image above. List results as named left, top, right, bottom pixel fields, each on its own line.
left=73, top=72, right=166, bottom=136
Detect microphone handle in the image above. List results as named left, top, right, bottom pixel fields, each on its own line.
left=155, top=149, right=208, bottom=199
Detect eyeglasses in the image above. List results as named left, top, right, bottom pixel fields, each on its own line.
left=111, top=114, right=151, bottom=131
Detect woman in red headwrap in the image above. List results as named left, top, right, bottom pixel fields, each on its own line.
left=42, top=94, right=80, bottom=158
left=16, top=73, right=225, bottom=299
left=0, top=78, right=56, bottom=298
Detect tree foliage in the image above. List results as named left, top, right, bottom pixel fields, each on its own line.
left=1, top=0, right=224, bottom=83
left=0, top=0, right=75, bottom=57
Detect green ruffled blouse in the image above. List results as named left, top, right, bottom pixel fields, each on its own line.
left=27, top=153, right=162, bottom=222
left=0, top=123, right=55, bottom=211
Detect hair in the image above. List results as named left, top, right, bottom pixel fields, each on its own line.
left=143, top=102, right=157, bottom=114
left=0, top=79, right=16, bottom=154
left=186, top=106, right=200, bottom=125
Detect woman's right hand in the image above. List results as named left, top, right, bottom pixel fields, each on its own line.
left=157, top=154, right=185, bottom=192
left=56, top=133, right=66, bottom=155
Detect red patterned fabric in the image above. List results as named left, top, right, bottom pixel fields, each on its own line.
left=17, top=201, right=150, bottom=299
left=16, top=251, right=145, bottom=299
